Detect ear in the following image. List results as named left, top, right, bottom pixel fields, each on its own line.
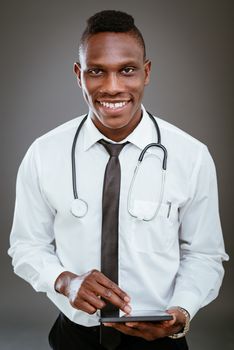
left=74, top=62, right=82, bottom=88
left=144, top=59, right=151, bottom=86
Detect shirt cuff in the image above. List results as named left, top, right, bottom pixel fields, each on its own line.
left=37, top=264, right=68, bottom=294
left=167, top=291, right=201, bottom=319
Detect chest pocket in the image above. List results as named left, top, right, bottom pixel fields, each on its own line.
left=130, top=200, right=179, bottom=253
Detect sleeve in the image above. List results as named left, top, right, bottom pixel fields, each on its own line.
left=168, top=145, right=229, bottom=319
left=8, top=140, right=67, bottom=294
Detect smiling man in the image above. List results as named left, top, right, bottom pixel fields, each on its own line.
left=75, top=29, right=150, bottom=140
left=9, top=10, right=228, bottom=350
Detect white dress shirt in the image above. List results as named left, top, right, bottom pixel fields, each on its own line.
left=8, top=106, right=228, bottom=326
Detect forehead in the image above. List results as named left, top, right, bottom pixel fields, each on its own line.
left=80, top=32, right=144, bottom=66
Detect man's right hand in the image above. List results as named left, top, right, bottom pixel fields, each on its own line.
left=54, top=270, right=131, bottom=315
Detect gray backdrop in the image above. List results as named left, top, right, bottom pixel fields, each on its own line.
left=1, top=0, right=233, bottom=349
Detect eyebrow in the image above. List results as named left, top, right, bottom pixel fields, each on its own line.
left=84, top=60, right=140, bottom=68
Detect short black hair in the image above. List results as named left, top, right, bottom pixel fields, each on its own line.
left=79, top=10, right=146, bottom=60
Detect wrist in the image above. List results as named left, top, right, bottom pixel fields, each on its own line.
left=54, top=271, right=78, bottom=296
left=168, top=306, right=190, bottom=339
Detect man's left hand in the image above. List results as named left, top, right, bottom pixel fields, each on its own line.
left=103, top=308, right=186, bottom=341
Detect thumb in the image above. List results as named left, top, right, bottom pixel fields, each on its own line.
left=162, top=310, right=176, bottom=327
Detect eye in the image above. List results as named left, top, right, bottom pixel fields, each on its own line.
left=121, top=67, right=135, bottom=75
left=87, top=68, right=103, bottom=76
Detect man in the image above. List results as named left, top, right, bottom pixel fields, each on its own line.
left=9, top=10, right=228, bottom=350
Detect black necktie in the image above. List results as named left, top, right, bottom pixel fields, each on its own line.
left=99, top=139, right=127, bottom=349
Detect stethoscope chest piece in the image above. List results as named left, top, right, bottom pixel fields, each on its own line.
left=71, top=198, right=88, bottom=218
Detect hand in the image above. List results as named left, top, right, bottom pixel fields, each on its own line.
left=103, top=308, right=186, bottom=341
left=54, top=270, right=131, bottom=315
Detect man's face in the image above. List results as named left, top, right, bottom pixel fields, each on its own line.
left=74, top=32, right=151, bottom=139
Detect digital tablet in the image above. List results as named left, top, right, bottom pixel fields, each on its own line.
left=100, top=310, right=173, bottom=323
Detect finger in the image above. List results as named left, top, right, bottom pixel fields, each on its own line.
left=78, top=288, right=106, bottom=310
left=93, top=271, right=131, bottom=302
left=161, top=319, right=176, bottom=328
left=82, top=270, right=131, bottom=313
left=125, top=320, right=175, bottom=339
left=105, top=322, right=143, bottom=337
left=86, top=280, right=131, bottom=314
left=163, top=311, right=176, bottom=326
left=83, top=272, right=127, bottom=301
left=125, top=322, right=142, bottom=328
left=105, top=322, right=169, bottom=340
left=125, top=322, right=155, bottom=330
left=72, top=299, right=97, bottom=314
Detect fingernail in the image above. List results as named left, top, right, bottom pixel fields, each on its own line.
left=124, top=305, right=131, bottom=313
left=124, top=296, right=131, bottom=302
left=126, top=322, right=134, bottom=327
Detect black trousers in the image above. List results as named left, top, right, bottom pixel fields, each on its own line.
left=49, top=313, right=189, bottom=350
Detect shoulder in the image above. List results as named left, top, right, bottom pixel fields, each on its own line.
left=155, top=116, right=205, bottom=149
left=154, top=115, right=208, bottom=162
left=22, top=114, right=86, bottom=166
left=153, top=115, right=213, bottom=176
left=30, top=114, right=87, bottom=156
left=36, top=114, right=86, bottom=144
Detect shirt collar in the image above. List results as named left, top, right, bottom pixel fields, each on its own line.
left=83, top=105, right=156, bottom=151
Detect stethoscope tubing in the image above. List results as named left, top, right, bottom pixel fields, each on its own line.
left=70, top=112, right=168, bottom=220
left=71, top=115, right=88, bottom=200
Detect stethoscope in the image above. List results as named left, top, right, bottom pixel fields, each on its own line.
left=70, top=112, right=168, bottom=221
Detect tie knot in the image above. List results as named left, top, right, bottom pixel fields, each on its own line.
left=99, top=139, right=128, bottom=157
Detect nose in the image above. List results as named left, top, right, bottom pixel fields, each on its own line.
left=102, top=73, right=122, bottom=95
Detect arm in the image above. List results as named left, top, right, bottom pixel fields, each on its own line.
left=8, top=141, right=67, bottom=294
left=108, top=145, right=228, bottom=340
left=8, top=140, right=130, bottom=313
left=8, top=141, right=65, bottom=292
left=168, top=145, right=229, bottom=318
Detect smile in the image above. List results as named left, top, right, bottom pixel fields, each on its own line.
left=99, top=101, right=129, bottom=109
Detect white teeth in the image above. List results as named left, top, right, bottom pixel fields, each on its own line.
left=99, top=101, right=128, bottom=109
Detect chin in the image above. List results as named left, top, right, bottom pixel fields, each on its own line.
left=102, top=117, right=131, bottom=130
